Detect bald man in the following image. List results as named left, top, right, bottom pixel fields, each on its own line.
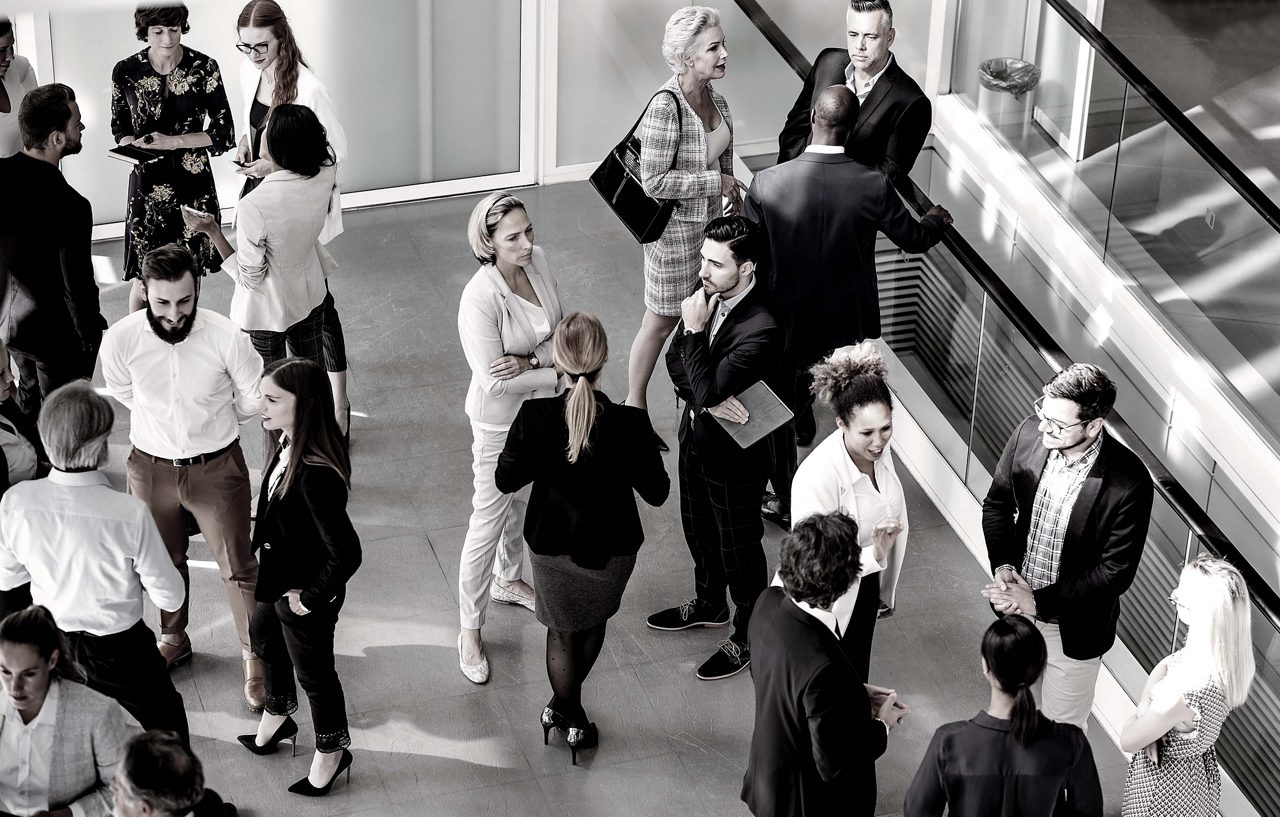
left=744, top=85, right=951, bottom=528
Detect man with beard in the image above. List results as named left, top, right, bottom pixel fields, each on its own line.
left=0, top=83, right=105, bottom=422
left=99, top=243, right=266, bottom=711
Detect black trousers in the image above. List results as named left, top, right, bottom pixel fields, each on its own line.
left=0, top=583, right=32, bottom=619
left=246, top=300, right=327, bottom=370
left=679, top=441, right=769, bottom=644
left=63, top=620, right=189, bottom=743
left=10, top=346, right=92, bottom=423
left=250, top=593, right=350, bottom=753
left=767, top=366, right=816, bottom=513
left=320, top=288, right=348, bottom=373
left=839, top=572, right=882, bottom=683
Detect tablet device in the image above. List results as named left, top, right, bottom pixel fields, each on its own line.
left=711, top=380, right=794, bottom=449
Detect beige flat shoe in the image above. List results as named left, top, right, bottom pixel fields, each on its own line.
left=458, top=634, right=490, bottom=684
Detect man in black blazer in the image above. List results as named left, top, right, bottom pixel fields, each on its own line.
left=981, top=364, right=1154, bottom=730
left=776, top=0, right=931, bottom=186
left=742, top=513, right=907, bottom=817
left=0, top=83, right=104, bottom=422
left=747, top=85, right=949, bottom=528
left=648, top=216, right=782, bottom=681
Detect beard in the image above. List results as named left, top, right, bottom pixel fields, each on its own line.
left=146, top=298, right=199, bottom=345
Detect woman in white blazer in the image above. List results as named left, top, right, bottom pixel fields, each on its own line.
left=234, top=0, right=352, bottom=439
left=184, top=104, right=336, bottom=372
left=786, top=342, right=908, bottom=684
left=0, top=606, right=138, bottom=817
left=0, top=20, right=38, bottom=157
left=456, top=191, right=565, bottom=684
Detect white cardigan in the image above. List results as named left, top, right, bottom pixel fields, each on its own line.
left=791, top=428, right=910, bottom=609
left=457, top=246, right=565, bottom=426
left=222, top=165, right=337, bottom=332
left=238, top=59, right=347, bottom=243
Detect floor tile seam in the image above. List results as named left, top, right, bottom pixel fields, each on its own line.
left=379, top=773, right=554, bottom=811
left=531, top=744, right=684, bottom=784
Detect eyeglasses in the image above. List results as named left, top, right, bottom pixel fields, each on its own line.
left=1033, top=396, right=1087, bottom=437
left=235, top=41, right=272, bottom=56
left=1167, top=592, right=1188, bottom=610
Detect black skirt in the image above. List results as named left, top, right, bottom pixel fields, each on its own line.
left=530, top=551, right=636, bottom=632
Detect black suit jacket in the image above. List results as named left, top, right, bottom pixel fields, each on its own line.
left=253, top=453, right=362, bottom=611
left=982, top=417, right=1154, bottom=659
left=495, top=391, right=670, bottom=568
left=665, top=286, right=782, bottom=473
left=742, top=587, right=887, bottom=817
left=744, top=152, right=944, bottom=367
left=777, top=50, right=931, bottom=184
left=0, top=153, right=105, bottom=357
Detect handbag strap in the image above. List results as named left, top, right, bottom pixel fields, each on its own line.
left=624, top=89, right=683, bottom=172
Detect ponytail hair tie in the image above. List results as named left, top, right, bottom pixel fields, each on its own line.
left=566, top=367, right=601, bottom=382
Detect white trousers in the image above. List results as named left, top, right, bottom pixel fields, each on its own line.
left=1031, top=618, right=1102, bottom=731
left=458, top=422, right=528, bottom=629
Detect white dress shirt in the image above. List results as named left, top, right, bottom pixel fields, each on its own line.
left=0, top=55, right=38, bottom=158
left=772, top=574, right=856, bottom=638
left=804, top=144, right=846, bottom=155
left=0, top=678, right=59, bottom=817
left=0, top=418, right=37, bottom=485
left=0, top=470, right=185, bottom=635
left=99, top=308, right=263, bottom=460
left=845, top=53, right=894, bottom=106
left=708, top=275, right=757, bottom=341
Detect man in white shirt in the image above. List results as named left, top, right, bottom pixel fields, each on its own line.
left=0, top=381, right=188, bottom=741
left=99, top=243, right=265, bottom=712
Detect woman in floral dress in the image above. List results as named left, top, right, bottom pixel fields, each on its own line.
left=111, top=3, right=235, bottom=310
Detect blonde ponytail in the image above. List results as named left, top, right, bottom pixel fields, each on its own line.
left=553, top=312, right=609, bottom=463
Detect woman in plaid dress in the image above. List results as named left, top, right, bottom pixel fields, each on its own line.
left=1120, top=556, right=1255, bottom=817
left=625, top=6, right=747, bottom=417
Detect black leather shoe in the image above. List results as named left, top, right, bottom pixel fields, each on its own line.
left=760, top=494, right=791, bottom=529
left=696, top=640, right=751, bottom=680
left=566, top=722, right=599, bottom=766
left=288, top=749, right=353, bottom=797
left=646, top=600, right=730, bottom=631
left=542, top=704, right=568, bottom=744
left=236, top=716, right=298, bottom=756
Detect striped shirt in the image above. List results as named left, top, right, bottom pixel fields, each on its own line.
left=1021, top=432, right=1104, bottom=591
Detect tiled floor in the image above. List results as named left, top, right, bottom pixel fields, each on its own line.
left=90, top=181, right=1125, bottom=815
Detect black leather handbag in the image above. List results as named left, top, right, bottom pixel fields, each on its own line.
left=590, top=90, right=682, bottom=244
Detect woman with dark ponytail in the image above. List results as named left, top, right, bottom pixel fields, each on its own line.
left=904, top=615, right=1103, bottom=816
left=496, top=312, right=669, bottom=765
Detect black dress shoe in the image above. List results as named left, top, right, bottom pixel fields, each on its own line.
left=760, top=495, right=791, bottom=529
left=236, top=716, right=298, bottom=756
left=696, top=640, right=751, bottom=680
left=288, top=749, right=353, bottom=797
left=566, top=722, right=599, bottom=766
left=646, top=600, right=730, bottom=631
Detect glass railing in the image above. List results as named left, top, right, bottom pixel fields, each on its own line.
left=731, top=1, right=1280, bottom=811
left=950, top=0, right=1280, bottom=447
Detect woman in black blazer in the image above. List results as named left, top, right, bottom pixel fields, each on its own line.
left=904, top=615, right=1103, bottom=816
left=237, top=357, right=361, bottom=798
left=495, top=312, right=669, bottom=764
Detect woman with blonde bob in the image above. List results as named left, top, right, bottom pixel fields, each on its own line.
left=496, top=312, right=669, bottom=765
left=1120, top=556, right=1255, bottom=817
left=456, top=191, right=565, bottom=683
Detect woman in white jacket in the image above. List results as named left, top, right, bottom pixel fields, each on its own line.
left=786, top=342, right=908, bottom=683
left=234, top=0, right=352, bottom=438
left=456, top=191, right=565, bottom=683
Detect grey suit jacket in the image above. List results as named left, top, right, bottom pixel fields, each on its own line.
left=0, top=679, right=139, bottom=817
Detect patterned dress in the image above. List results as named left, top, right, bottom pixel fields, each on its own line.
left=1122, top=651, right=1231, bottom=817
left=110, top=47, right=235, bottom=279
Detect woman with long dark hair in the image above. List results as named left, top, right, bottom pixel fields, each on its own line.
left=495, top=313, right=669, bottom=764
left=0, top=606, right=136, bottom=816
left=233, top=0, right=352, bottom=437
left=236, top=358, right=360, bottom=797
left=182, top=104, right=335, bottom=374
left=903, top=615, right=1103, bottom=816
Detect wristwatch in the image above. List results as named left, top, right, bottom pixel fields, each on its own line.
left=528, top=353, right=540, bottom=369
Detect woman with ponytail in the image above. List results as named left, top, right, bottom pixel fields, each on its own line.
left=904, top=615, right=1103, bottom=816
left=1120, top=556, right=1255, bottom=817
left=234, top=0, right=352, bottom=439
left=780, top=341, right=907, bottom=683
left=496, top=312, right=669, bottom=764
left=0, top=606, right=137, bottom=816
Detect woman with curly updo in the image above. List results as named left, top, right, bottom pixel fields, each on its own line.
left=111, top=2, right=235, bottom=311
left=786, top=341, right=908, bottom=683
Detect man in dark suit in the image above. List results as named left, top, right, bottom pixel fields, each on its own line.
left=777, top=0, right=931, bottom=185
left=742, top=512, right=907, bottom=817
left=647, top=215, right=782, bottom=681
left=747, top=85, right=950, bottom=528
left=981, top=364, right=1154, bottom=730
left=0, top=83, right=104, bottom=422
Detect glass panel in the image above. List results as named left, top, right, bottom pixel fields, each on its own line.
left=1114, top=492, right=1187, bottom=675
left=950, top=0, right=1032, bottom=103
left=49, top=0, right=523, bottom=225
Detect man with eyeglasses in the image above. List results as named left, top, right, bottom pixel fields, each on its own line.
left=980, top=363, right=1153, bottom=731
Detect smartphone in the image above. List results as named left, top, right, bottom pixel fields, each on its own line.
left=232, top=159, right=250, bottom=167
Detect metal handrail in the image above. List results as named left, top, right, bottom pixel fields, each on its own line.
left=730, top=0, right=1280, bottom=633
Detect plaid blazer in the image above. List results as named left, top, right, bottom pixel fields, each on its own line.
left=639, top=75, right=734, bottom=224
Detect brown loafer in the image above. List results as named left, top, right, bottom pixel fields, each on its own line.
left=243, top=657, right=266, bottom=712
left=156, top=634, right=193, bottom=669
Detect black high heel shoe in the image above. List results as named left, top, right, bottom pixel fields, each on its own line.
left=566, top=722, right=598, bottom=766
left=236, top=716, right=298, bottom=756
left=288, top=748, right=353, bottom=797
left=541, top=705, right=568, bottom=744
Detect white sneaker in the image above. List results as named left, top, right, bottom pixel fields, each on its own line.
left=457, top=633, right=490, bottom=684
left=490, top=581, right=536, bottom=612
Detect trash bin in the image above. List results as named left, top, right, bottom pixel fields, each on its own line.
left=977, top=58, right=1040, bottom=132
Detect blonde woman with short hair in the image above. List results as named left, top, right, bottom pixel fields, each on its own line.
left=495, top=312, right=669, bottom=764
left=455, top=191, right=565, bottom=683
left=1120, top=556, right=1256, bottom=817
